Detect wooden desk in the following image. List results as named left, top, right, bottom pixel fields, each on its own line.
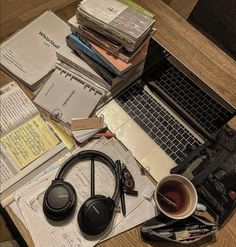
left=1, top=0, right=236, bottom=246
left=134, top=0, right=236, bottom=109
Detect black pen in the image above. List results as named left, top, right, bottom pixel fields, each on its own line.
left=116, top=160, right=126, bottom=217
left=91, top=156, right=95, bottom=196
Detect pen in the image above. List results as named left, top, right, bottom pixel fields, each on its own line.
left=156, top=224, right=206, bottom=233
left=124, top=189, right=138, bottom=197
left=91, top=156, right=95, bottom=196
left=94, top=132, right=116, bottom=137
left=116, top=160, right=126, bottom=217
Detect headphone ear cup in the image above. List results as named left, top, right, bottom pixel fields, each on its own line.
left=43, top=180, right=77, bottom=221
left=78, top=195, right=115, bottom=235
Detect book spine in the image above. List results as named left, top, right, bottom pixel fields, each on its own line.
left=76, top=11, right=136, bottom=52
left=81, top=25, right=122, bottom=51
left=72, top=27, right=131, bottom=63
left=67, top=34, right=119, bottom=76
left=67, top=39, right=117, bottom=89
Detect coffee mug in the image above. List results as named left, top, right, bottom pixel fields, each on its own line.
left=154, top=174, right=204, bottom=220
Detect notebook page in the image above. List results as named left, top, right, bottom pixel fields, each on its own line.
left=0, top=82, right=39, bottom=133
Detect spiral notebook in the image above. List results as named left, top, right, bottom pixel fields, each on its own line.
left=33, top=63, right=107, bottom=125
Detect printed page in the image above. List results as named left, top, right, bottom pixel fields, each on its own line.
left=0, top=146, right=19, bottom=185
left=1, top=115, right=60, bottom=170
left=0, top=142, right=66, bottom=200
left=0, top=82, right=39, bottom=133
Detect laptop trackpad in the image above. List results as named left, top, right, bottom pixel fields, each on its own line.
left=140, top=147, right=176, bottom=182
left=115, top=118, right=157, bottom=161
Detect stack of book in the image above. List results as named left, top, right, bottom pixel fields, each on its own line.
left=0, top=0, right=156, bottom=126
left=60, top=0, right=155, bottom=94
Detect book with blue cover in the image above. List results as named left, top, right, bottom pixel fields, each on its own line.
left=67, top=34, right=119, bottom=76
left=66, top=36, right=120, bottom=89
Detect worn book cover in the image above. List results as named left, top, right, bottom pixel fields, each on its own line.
left=79, top=0, right=155, bottom=40
left=0, top=11, right=70, bottom=90
left=67, top=34, right=119, bottom=76
left=69, top=18, right=152, bottom=63
left=87, top=37, right=149, bottom=74
left=76, top=0, right=155, bottom=51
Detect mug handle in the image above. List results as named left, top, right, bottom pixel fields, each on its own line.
left=196, top=203, right=207, bottom=212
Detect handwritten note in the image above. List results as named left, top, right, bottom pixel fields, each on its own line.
left=1, top=115, right=60, bottom=169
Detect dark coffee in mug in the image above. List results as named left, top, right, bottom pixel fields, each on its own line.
left=157, top=180, right=191, bottom=215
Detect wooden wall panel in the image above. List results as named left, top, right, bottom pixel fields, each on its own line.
left=0, top=0, right=78, bottom=42
left=0, top=0, right=198, bottom=43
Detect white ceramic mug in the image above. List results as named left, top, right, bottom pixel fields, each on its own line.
left=154, top=174, right=202, bottom=220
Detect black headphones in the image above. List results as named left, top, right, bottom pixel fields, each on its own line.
left=43, top=150, right=119, bottom=236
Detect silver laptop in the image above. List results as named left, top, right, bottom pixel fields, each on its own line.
left=97, top=47, right=234, bottom=182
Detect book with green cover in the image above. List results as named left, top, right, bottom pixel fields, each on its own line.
left=77, top=0, right=155, bottom=52
left=119, top=0, right=155, bottom=19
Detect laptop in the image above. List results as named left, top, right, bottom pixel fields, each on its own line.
left=97, top=40, right=235, bottom=181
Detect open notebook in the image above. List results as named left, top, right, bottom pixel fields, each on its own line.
left=33, top=63, right=107, bottom=125
left=0, top=82, right=66, bottom=199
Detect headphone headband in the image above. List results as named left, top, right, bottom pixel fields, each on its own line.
left=55, top=150, right=119, bottom=201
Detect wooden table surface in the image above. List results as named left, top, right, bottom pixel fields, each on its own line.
left=1, top=0, right=235, bottom=246
left=134, top=0, right=236, bottom=109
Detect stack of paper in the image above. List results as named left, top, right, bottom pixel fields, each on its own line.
left=56, top=44, right=109, bottom=88
left=10, top=138, right=156, bottom=247
left=73, top=125, right=106, bottom=143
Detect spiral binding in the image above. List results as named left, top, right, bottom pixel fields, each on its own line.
left=55, top=63, right=105, bottom=96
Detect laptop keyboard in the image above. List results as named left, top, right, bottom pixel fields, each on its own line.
left=115, top=83, right=202, bottom=164
left=145, top=61, right=234, bottom=135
